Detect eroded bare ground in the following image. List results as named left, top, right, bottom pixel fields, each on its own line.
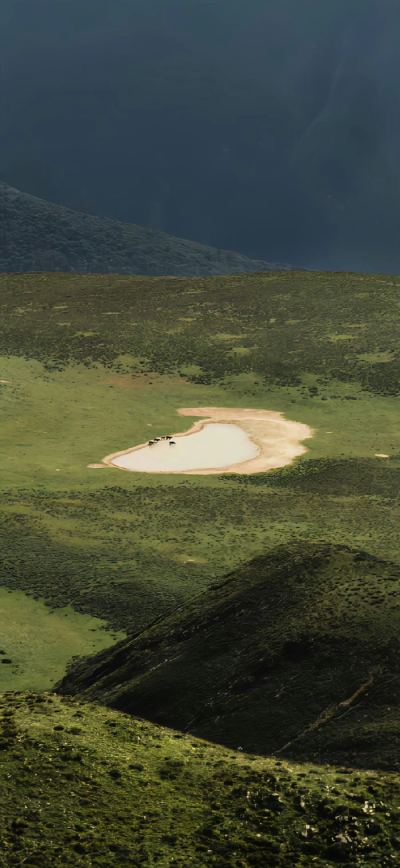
left=176, top=407, right=313, bottom=474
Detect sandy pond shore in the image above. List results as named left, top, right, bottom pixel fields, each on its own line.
left=97, top=407, right=313, bottom=475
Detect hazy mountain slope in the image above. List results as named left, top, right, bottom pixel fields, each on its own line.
left=3, top=1, right=400, bottom=271
left=57, top=542, right=400, bottom=770
left=0, top=183, right=296, bottom=276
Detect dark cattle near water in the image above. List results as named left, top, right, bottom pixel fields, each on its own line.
left=148, top=440, right=154, bottom=445
left=169, top=441, right=176, bottom=446
left=165, top=435, right=173, bottom=440
left=154, top=438, right=161, bottom=441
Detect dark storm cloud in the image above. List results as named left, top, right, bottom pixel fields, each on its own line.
left=1, top=0, right=399, bottom=271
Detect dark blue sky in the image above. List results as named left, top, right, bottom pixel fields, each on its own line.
left=1, top=0, right=400, bottom=271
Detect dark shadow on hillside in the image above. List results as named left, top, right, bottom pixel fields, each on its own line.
left=57, top=542, right=400, bottom=771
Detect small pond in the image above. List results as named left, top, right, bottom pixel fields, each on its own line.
left=112, top=422, right=259, bottom=473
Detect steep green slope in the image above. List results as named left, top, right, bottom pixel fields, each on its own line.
left=57, top=542, right=400, bottom=770
left=1, top=692, right=399, bottom=868
left=0, top=183, right=294, bottom=277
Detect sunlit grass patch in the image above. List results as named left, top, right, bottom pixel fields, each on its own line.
left=356, top=351, right=396, bottom=363
left=0, top=587, right=124, bottom=692
left=213, top=332, right=249, bottom=340
left=228, top=346, right=252, bottom=355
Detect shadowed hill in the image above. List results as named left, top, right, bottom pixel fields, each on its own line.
left=0, top=183, right=297, bottom=277
left=57, top=542, right=400, bottom=770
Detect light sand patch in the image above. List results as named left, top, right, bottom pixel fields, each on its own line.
left=375, top=453, right=390, bottom=458
left=176, top=408, right=313, bottom=474
left=0, top=379, right=11, bottom=384
left=87, top=463, right=109, bottom=468
left=102, top=407, right=313, bottom=475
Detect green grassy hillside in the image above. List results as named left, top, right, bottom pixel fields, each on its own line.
left=0, top=270, right=399, bottom=639
left=57, top=542, right=400, bottom=770
left=1, top=270, right=399, bottom=393
left=0, top=587, right=124, bottom=694
left=1, top=692, right=399, bottom=868
left=0, top=269, right=399, bottom=864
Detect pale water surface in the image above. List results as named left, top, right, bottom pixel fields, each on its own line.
left=112, top=422, right=259, bottom=473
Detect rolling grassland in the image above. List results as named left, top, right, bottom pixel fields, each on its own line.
left=0, top=269, right=399, bottom=865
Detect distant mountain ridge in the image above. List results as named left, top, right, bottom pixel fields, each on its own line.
left=0, top=183, right=298, bottom=277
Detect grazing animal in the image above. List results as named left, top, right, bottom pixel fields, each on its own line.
left=169, top=440, right=176, bottom=446
left=148, top=440, right=154, bottom=445
left=154, top=438, right=161, bottom=442
left=165, top=435, right=172, bottom=440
